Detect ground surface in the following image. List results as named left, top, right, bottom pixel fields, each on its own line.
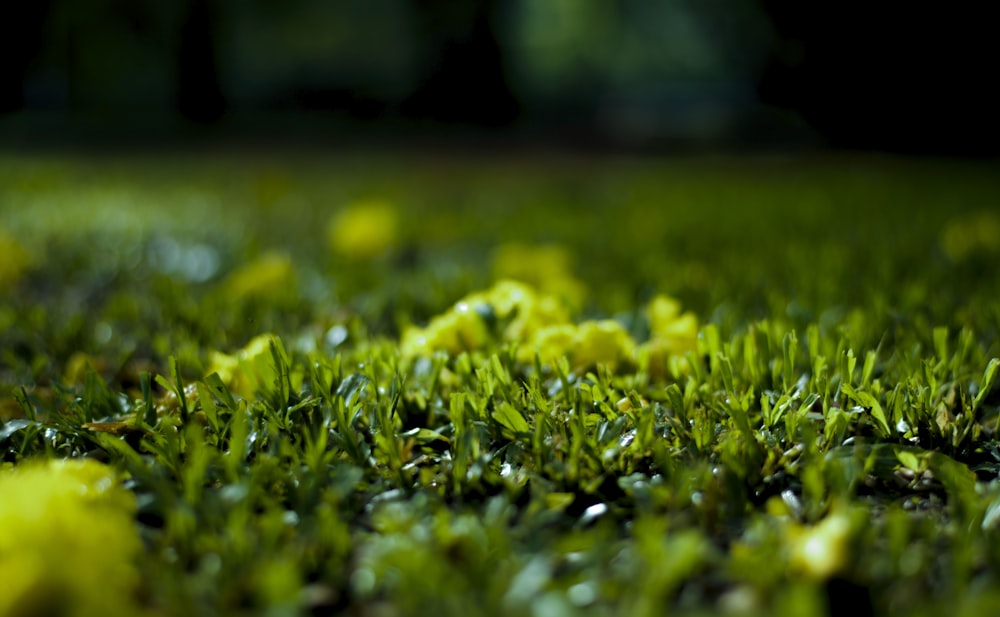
left=2, top=151, right=1000, bottom=616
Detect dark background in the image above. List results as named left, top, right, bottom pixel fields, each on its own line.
left=1, top=0, right=997, bottom=154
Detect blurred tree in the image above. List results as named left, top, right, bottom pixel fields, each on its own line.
left=0, top=2, right=54, bottom=112
left=401, top=0, right=519, bottom=126
left=218, top=0, right=415, bottom=116
left=177, top=0, right=226, bottom=123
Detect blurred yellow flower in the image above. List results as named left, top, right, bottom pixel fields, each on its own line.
left=637, top=294, right=699, bottom=376
left=787, top=510, right=853, bottom=580
left=400, top=301, right=492, bottom=358
left=491, top=243, right=587, bottom=311
left=468, top=280, right=570, bottom=341
left=0, top=227, right=33, bottom=290
left=222, top=251, right=296, bottom=300
left=401, top=280, right=571, bottom=358
left=571, top=320, right=637, bottom=369
left=941, top=211, right=1000, bottom=261
left=328, top=200, right=398, bottom=259
left=0, top=459, right=141, bottom=617
left=207, top=333, right=290, bottom=399
left=521, top=324, right=578, bottom=365
left=518, top=320, right=637, bottom=370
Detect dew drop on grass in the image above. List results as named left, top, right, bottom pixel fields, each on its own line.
left=325, top=324, right=349, bottom=348
left=580, top=503, right=608, bottom=526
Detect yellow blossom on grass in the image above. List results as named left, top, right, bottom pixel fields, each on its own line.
left=941, top=211, right=1000, bottom=262
left=521, top=324, right=578, bottom=365
left=0, top=459, right=141, bottom=617
left=519, top=320, right=637, bottom=370
left=328, top=200, right=398, bottom=259
left=466, top=280, right=570, bottom=341
left=401, top=280, right=570, bottom=358
left=400, top=302, right=492, bottom=357
left=637, top=294, right=699, bottom=377
left=571, top=320, right=637, bottom=369
left=491, top=243, right=587, bottom=311
left=787, top=510, right=853, bottom=580
left=646, top=294, right=699, bottom=347
left=0, top=227, right=33, bottom=290
left=222, top=251, right=296, bottom=300
left=207, top=333, right=291, bottom=399
left=400, top=283, right=696, bottom=373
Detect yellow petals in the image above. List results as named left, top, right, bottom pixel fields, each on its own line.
left=401, top=284, right=694, bottom=375
left=0, top=227, right=33, bottom=290
left=941, top=211, right=1000, bottom=262
left=401, top=280, right=570, bottom=359
left=328, top=200, right=398, bottom=260
left=646, top=294, right=698, bottom=348
left=572, top=320, right=637, bottom=369
left=222, top=251, right=296, bottom=300
left=521, top=324, right=578, bottom=365
left=638, top=294, right=699, bottom=377
left=518, top=320, right=636, bottom=370
left=207, top=333, right=289, bottom=399
left=0, top=459, right=141, bottom=617
left=491, top=243, right=587, bottom=310
left=467, top=280, right=570, bottom=341
left=400, top=283, right=701, bottom=376
left=400, top=302, right=492, bottom=358
left=787, top=511, right=853, bottom=580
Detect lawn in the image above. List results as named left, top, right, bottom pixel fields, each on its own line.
left=2, top=151, right=1000, bottom=616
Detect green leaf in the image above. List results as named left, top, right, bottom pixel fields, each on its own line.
left=665, top=383, right=685, bottom=424
left=140, top=370, right=156, bottom=427
left=398, top=427, right=450, bottom=445
left=974, top=358, right=999, bottom=411
left=861, top=349, right=877, bottom=388
left=492, top=401, right=530, bottom=436
left=783, top=330, right=798, bottom=391
left=336, top=372, right=370, bottom=407
left=895, top=448, right=923, bottom=473
left=13, top=386, right=37, bottom=422
left=933, top=326, right=949, bottom=363
left=0, top=418, right=35, bottom=444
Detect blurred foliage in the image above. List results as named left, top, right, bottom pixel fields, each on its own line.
left=4, top=0, right=774, bottom=133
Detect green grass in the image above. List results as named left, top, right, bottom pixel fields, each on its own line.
left=2, top=152, right=1000, bottom=616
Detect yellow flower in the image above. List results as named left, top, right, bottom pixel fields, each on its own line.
left=491, top=243, right=587, bottom=311
left=222, top=251, right=296, bottom=300
left=206, top=334, right=290, bottom=399
left=646, top=295, right=698, bottom=345
left=400, top=302, right=492, bottom=358
left=637, top=294, right=699, bottom=377
left=328, top=200, right=398, bottom=260
left=401, top=280, right=571, bottom=359
left=402, top=281, right=641, bottom=370
left=941, top=211, right=1000, bottom=262
left=519, top=320, right=637, bottom=370
left=0, top=227, right=33, bottom=290
left=520, top=324, right=578, bottom=365
left=571, top=320, right=637, bottom=369
left=0, top=459, right=141, bottom=617
left=787, top=510, right=853, bottom=580
left=467, top=280, right=570, bottom=341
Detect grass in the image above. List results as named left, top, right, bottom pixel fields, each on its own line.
left=2, top=151, right=1000, bottom=616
